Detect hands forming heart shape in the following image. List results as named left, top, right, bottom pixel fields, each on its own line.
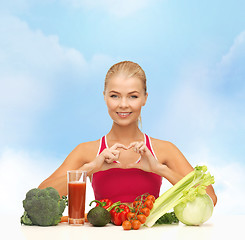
left=99, top=142, right=159, bottom=173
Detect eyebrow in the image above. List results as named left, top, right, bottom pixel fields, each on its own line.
left=109, top=90, right=140, bottom=94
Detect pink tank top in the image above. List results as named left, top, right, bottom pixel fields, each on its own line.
left=91, top=134, right=162, bottom=202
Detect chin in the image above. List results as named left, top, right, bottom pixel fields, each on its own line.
left=114, top=119, right=138, bottom=127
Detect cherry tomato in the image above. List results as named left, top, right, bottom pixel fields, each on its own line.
left=137, top=214, right=147, bottom=224
left=131, top=220, right=141, bottom=230
left=122, top=220, right=132, bottom=230
left=146, top=195, right=155, bottom=203
left=141, top=207, right=150, bottom=217
left=133, top=200, right=141, bottom=208
left=127, top=212, right=136, bottom=221
left=144, top=200, right=154, bottom=210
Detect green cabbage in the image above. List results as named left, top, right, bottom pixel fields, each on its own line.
left=174, top=193, right=214, bottom=225
left=144, top=165, right=215, bottom=227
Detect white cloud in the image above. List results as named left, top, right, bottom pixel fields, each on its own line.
left=153, top=30, right=245, bottom=215
left=0, top=14, right=83, bottom=145
left=64, top=0, right=154, bottom=17
left=188, top=148, right=245, bottom=215
left=0, top=14, right=87, bottom=80
left=0, top=14, right=87, bottom=106
left=0, top=148, right=55, bottom=216
left=155, top=29, right=245, bottom=148
left=0, top=13, right=115, bottom=146
left=213, top=162, right=245, bottom=215
left=219, top=31, right=245, bottom=67
left=0, top=0, right=29, bottom=14
left=0, top=148, right=95, bottom=216
left=156, top=64, right=219, bottom=147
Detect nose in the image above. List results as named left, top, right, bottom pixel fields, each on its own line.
left=119, top=97, right=129, bottom=108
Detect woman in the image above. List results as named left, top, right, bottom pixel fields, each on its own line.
left=39, top=61, right=217, bottom=206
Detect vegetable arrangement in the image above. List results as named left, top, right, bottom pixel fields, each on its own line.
left=145, top=165, right=215, bottom=227
left=85, top=194, right=157, bottom=230
left=21, top=187, right=67, bottom=226
left=87, top=201, right=111, bottom=226
left=20, top=165, right=215, bottom=229
left=121, top=193, right=155, bottom=230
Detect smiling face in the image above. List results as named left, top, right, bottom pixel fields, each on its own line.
left=104, top=74, right=148, bottom=127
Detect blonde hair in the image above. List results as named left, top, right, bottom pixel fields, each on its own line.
left=104, top=61, right=147, bottom=128
left=104, top=61, right=147, bottom=94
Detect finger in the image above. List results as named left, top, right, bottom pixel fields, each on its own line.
left=110, top=149, right=120, bottom=156
left=136, top=142, right=145, bottom=151
left=138, top=144, right=147, bottom=155
left=127, top=142, right=138, bottom=149
left=139, top=148, right=146, bottom=155
left=111, top=143, right=128, bottom=150
left=105, top=158, right=114, bottom=164
left=105, top=155, right=118, bottom=164
left=130, top=141, right=144, bottom=148
left=104, top=152, right=117, bottom=163
left=131, top=142, right=145, bottom=153
left=110, top=149, right=120, bottom=159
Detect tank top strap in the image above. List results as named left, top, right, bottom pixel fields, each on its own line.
left=97, top=136, right=107, bottom=156
left=97, top=134, right=157, bottom=159
left=145, top=134, right=158, bottom=159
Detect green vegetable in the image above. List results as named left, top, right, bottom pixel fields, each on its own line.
left=144, top=165, right=215, bottom=227
left=21, top=187, right=67, bottom=226
left=174, top=193, right=213, bottom=226
left=20, top=211, right=33, bottom=226
left=155, top=212, right=179, bottom=225
left=87, top=201, right=111, bottom=227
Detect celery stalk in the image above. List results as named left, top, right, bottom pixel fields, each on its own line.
left=144, top=165, right=215, bottom=227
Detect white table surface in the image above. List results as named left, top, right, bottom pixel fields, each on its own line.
left=2, top=214, right=243, bottom=240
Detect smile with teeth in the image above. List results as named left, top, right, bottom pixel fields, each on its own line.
left=117, top=112, right=132, bottom=118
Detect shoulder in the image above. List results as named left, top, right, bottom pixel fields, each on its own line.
left=76, top=139, right=100, bottom=151
left=150, top=137, right=182, bottom=163
left=150, top=137, right=193, bottom=173
left=73, top=139, right=101, bottom=162
left=150, top=137, right=178, bottom=151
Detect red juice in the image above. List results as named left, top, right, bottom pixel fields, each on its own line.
left=68, top=182, right=86, bottom=224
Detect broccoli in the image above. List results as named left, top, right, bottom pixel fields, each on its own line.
left=21, top=187, right=67, bottom=226
left=155, top=212, right=179, bottom=225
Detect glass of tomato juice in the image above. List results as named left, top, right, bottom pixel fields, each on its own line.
left=67, top=170, right=87, bottom=225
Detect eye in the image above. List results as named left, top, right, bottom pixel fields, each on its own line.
left=130, top=95, right=138, bottom=99
left=110, top=94, right=118, bottom=98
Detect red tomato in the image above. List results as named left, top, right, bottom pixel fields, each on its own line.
left=131, top=220, right=141, bottom=230
left=146, top=195, right=155, bottom=203
left=137, top=214, right=147, bottom=224
left=133, top=200, right=141, bottom=208
left=122, top=220, right=132, bottom=230
left=127, top=212, right=136, bottom=221
left=141, top=207, right=150, bottom=217
left=144, top=200, right=154, bottom=210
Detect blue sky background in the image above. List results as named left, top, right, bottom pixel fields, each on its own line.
left=0, top=0, right=245, bottom=216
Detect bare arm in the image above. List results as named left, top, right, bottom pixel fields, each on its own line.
left=154, top=140, right=217, bottom=206
left=128, top=139, right=217, bottom=206
left=38, top=141, right=99, bottom=196
left=38, top=141, right=127, bottom=197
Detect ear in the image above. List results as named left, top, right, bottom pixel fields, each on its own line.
left=142, top=92, right=148, bottom=106
left=103, top=91, right=106, bottom=101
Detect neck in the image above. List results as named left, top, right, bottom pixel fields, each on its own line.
left=107, top=122, right=143, bottom=142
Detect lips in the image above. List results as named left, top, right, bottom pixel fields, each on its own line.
left=117, top=112, right=132, bottom=118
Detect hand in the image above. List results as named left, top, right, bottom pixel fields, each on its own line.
left=127, top=141, right=160, bottom=173
left=95, top=143, right=127, bottom=171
